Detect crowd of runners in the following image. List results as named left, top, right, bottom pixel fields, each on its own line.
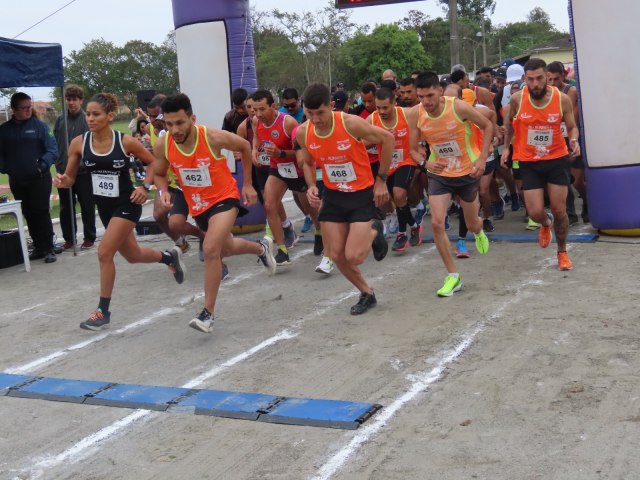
left=46, top=57, right=582, bottom=333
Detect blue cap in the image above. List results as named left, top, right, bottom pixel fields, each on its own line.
left=501, top=58, right=515, bottom=68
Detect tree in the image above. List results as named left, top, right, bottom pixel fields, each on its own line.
left=338, top=24, right=432, bottom=88
left=254, top=28, right=306, bottom=92
left=439, top=0, right=496, bottom=21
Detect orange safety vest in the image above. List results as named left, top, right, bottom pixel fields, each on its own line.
left=512, top=85, right=569, bottom=161
left=165, top=125, right=239, bottom=217
left=371, top=107, right=414, bottom=175
left=305, top=111, right=374, bottom=192
left=417, top=96, right=480, bottom=177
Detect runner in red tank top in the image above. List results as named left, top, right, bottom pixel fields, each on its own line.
left=251, top=89, right=320, bottom=267
left=501, top=59, right=580, bottom=272
left=154, top=93, right=277, bottom=334
left=297, top=83, right=395, bottom=315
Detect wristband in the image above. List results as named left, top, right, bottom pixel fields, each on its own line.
left=158, top=189, right=166, bottom=195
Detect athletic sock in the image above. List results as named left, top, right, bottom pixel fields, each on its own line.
left=459, top=211, right=468, bottom=238
left=98, top=297, right=111, bottom=313
left=314, top=228, right=321, bottom=235
left=396, top=205, right=413, bottom=233
left=449, top=272, right=460, bottom=278
left=282, top=218, right=292, bottom=229
left=159, top=250, right=173, bottom=266
left=278, top=245, right=288, bottom=254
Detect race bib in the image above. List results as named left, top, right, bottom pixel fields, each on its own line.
left=258, top=153, right=271, bottom=166
left=179, top=166, right=212, bottom=187
left=527, top=129, right=553, bottom=146
left=325, top=162, right=356, bottom=183
left=432, top=141, right=462, bottom=158
left=391, top=149, right=404, bottom=169
left=560, top=122, right=568, bottom=138
left=277, top=162, right=298, bottom=179
left=91, top=173, right=119, bottom=197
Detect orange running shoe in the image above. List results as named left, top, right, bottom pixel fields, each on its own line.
left=557, top=251, right=573, bottom=271
left=538, top=213, right=553, bottom=248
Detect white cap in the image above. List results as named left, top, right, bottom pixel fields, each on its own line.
left=506, top=64, right=525, bottom=83
left=451, top=64, right=466, bottom=74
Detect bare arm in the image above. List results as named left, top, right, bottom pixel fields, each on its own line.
left=454, top=99, right=492, bottom=174
left=500, top=92, right=521, bottom=166
left=406, top=105, right=426, bottom=166
left=296, top=123, right=321, bottom=209
left=53, top=135, right=83, bottom=188
left=478, top=87, right=497, bottom=114
left=561, top=92, right=580, bottom=157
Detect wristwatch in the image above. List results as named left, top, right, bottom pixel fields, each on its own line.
left=142, top=182, right=152, bottom=191
left=279, top=149, right=287, bottom=158
left=377, top=173, right=388, bottom=181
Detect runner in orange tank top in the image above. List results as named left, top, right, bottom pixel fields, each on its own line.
left=251, top=89, right=320, bottom=267
left=407, top=72, right=493, bottom=297
left=297, top=83, right=395, bottom=315
left=369, top=87, right=423, bottom=252
left=501, top=59, right=580, bottom=271
left=154, top=94, right=277, bottom=334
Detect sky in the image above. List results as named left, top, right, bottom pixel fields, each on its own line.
left=4, top=0, right=571, bottom=100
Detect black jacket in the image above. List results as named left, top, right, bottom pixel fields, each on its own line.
left=54, top=109, right=89, bottom=174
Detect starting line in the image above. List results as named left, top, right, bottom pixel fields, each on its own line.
left=297, top=233, right=599, bottom=244
left=0, top=373, right=381, bottom=430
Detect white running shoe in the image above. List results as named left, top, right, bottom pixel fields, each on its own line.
left=315, top=255, right=334, bottom=275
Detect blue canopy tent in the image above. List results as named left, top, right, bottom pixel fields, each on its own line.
left=0, top=37, right=79, bottom=254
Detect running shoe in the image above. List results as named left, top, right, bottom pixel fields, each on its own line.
left=275, top=249, right=291, bottom=266
left=62, top=241, right=74, bottom=250
left=221, top=262, right=230, bottom=281
left=313, top=233, right=324, bottom=256
left=392, top=233, right=409, bottom=252
left=315, top=255, right=334, bottom=275
left=410, top=224, right=423, bottom=247
left=474, top=230, right=489, bottom=255
left=350, top=291, right=377, bottom=315
left=284, top=225, right=299, bottom=248
left=301, top=215, right=313, bottom=233
left=483, top=218, right=495, bottom=233
left=557, top=251, right=573, bottom=271
left=176, top=235, right=190, bottom=254
left=188, top=308, right=213, bottom=333
left=538, top=213, right=553, bottom=249
left=445, top=214, right=451, bottom=231
left=389, top=213, right=399, bottom=235
left=198, top=238, right=204, bottom=262
left=80, top=309, right=111, bottom=331
left=415, top=202, right=426, bottom=225
left=455, top=239, right=470, bottom=258
left=437, top=275, right=462, bottom=297
left=371, top=218, right=388, bottom=261
left=257, top=237, right=277, bottom=275
left=511, top=193, right=521, bottom=211
left=44, top=250, right=57, bottom=263
left=166, top=246, right=186, bottom=284
left=526, top=218, right=541, bottom=230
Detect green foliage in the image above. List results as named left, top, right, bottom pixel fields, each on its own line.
left=58, top=34, right=178, bottom=114
left=439, top=0, right=496, bottom=22
left=254, top=28, right=306, bottom=91
left=338, top=25, right=432, bottom=88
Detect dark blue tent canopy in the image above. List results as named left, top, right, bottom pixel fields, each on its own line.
left=0, top=37, right=64, bottom=87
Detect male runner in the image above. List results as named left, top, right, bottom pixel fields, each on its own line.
left=154, top=93, right=276, bottom=333
left=297, top=83, right=394, bottom=315
left=369, top=87, right=422, bottom=251
left=408, top=72, right=492, bottom=297
left=501, top=59, right=580, bottom=271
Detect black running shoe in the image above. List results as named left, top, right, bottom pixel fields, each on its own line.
left=483, top=218, right=495, bottom=233
left=188, top=308, right=213, bottom=333
left=392, top=233, right=409, bottom=252
left=350, top=291, right=377, bottom=315
left=371, top=219, right=388, bottom=261
left=274, top=249, right=291, bottom=266
left=167, top=246, right=186, bottom=284
left=313, top=233, right=323, bottom=256
left=80, top=309, right=111, bottom=331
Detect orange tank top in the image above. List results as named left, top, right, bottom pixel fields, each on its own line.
left=512, top=85, right=569, bottom=162
left=165, top=125, right=239, bottom=217
left=371, top=107, right=413, bottom=175
left=256, top=111, right=301, bottom=175
left=306, top=112, right=374, bottom=192
left=417, top=97, right=480, bottom=177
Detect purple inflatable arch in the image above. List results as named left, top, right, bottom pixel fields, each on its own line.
left=171, top=0, right=264, bottom=230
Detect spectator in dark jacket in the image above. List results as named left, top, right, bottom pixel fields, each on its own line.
left=54, top=84, right=96, bottom=250
left=221, top=88, right=248, bottom=134
left=0, top=92, right=58, bottom=263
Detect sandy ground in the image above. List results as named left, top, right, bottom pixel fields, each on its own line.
left=1, top=195, right=640, bottom=480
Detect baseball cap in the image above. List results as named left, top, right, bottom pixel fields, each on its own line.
left=501, top=58, right=515, bottom=69
left=335, top=81, right=344, bottom=87
left=332, top=91, right=348, bottom=109
left=451, top=64, right=466, bottom=74
left=496, top=67, right=507, bottom=80
left=506, top=64, right=525, bottom=83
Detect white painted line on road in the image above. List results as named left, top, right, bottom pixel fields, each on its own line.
left=0, top=303, right=45, bottom=317
left=311, top=254, right=555, bottom=480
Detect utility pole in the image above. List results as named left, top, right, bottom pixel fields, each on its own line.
left=449, top=0, right=459, bottom=70
left=481, top=17, right=487, bottom=66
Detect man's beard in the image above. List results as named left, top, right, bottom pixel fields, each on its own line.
left=530, top=85, right=547, bottom=100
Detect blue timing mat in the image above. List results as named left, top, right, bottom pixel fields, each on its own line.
left=0, top=373, right=381, bottom=430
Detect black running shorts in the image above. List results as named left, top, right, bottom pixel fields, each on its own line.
left=169, top=188, right=190, bottom=217
left=386, top=165, right=416, bottom=194
left=97, top=199, right=142, bottom=228
left=268, top=168, right=308, bottom=193
left=319, top=187, right=377, bottom=223
left=194, top=198, right=248, bottom=232
left=518, top=156, right=572, bottom=190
